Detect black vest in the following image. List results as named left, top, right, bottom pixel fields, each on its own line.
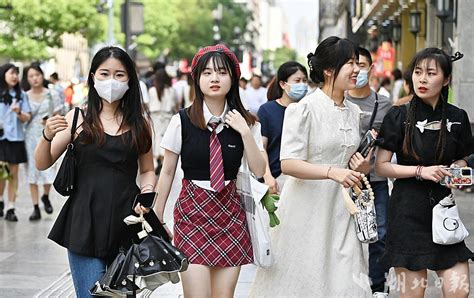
left=179, top=109, right=244, bottom=180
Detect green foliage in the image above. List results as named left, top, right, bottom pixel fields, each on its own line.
left=0, top=0, right=104, bottom=60
left=0, top=0, right=252, bottom=62
left=263, top=47, right=298, bottom=72
left=136, top=0, right=252, bottom=61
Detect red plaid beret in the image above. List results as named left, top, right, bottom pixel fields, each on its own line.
left=191, top=44, right=241, bottom=79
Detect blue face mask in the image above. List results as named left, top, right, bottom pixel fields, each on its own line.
left=286, top=83, right=308, bottom=101
left=355, top=69, right=369, bottom=88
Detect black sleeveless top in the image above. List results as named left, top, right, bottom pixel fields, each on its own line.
left=179, top=109, right=244, bottom=181
left=48, top=131, right=140, bottom=262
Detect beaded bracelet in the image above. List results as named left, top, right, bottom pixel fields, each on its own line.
left=352, top=174, right=375, bottom=207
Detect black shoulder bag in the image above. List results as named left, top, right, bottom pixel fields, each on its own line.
left=357, top=93, right=379, bottom=157
left=53, top=107, right=80, bottom=196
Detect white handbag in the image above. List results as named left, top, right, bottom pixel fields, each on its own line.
left=432, top=193, right=469, bottom=245
left=236, top=155, right=274, bottom=268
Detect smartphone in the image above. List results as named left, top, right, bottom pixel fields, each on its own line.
left=42, top=114, right=49, bottom=121
left=440, top=167, right=472, bottom=186
left=132, top=192, right=157, bottom=209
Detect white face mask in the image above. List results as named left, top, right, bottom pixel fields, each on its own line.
left=94, top=78, right=129, bottom=103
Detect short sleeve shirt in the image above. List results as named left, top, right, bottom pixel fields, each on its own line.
left=0, top=89, right=31, bottom=141
left=257, top=100, right=286, bottom=177
left=377, top=98, right=474, bottom=166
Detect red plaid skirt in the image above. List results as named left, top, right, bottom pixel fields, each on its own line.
left=173, top=179, right=253, bottom=267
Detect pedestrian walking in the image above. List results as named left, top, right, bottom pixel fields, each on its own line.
left=34, top=46, right=155, bottom=297
left=148, top=68, right=178, bottom=175
left=391, top=68, right=403, bottom=103
left=23, top=63, right=63, bottom=221
left=153, top=44, right=265, bottom=297
left=394, top=69, right=414, bottom=106
left=243, top=74, right=267, bottom=114
left=345, top=46, right=393, bottom=297
left=250, top=36, right=372, bottom=296
left=258, top=61, right=308, bottom=194
left=49, top=72, right=66, bottom=114
left=378, top=77, right=392, bottom=98
left=375, top=48, right=474, bottom=298
left=0, top=63, right=32, bottom=221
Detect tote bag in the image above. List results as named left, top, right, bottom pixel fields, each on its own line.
left=237, top=155, right=274, bottom=267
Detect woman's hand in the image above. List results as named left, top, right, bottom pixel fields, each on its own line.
left=328, top=167, right=363, bottom=188
left=349, top=150, right=372, bottom=174
left=225, top=109, right=251, bottom=136
left=44, top=115, right=69, bottom=140
left=420, top=165, right=451, bottom=183
left=133, top=202, right=150, bottom=215
left=10, top=102, right=20, bottom=114
left=263, top=173, right=279, bottom=194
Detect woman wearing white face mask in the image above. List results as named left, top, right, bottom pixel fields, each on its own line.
left=34, top=46, right=156, bottom=297
left=257, top=61, right=308, bottom=194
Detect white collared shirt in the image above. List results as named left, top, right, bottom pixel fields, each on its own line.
left=161, top=101, right=263, bottom=191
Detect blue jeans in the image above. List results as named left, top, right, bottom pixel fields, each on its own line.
left=68, top=250, right=106, bottom=298
left=369, top=181, right=390, bottom=293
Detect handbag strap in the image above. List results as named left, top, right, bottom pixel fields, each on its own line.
left=368, top=92, right=379, bottom=129
left=69, top=107, right=81, bottom=144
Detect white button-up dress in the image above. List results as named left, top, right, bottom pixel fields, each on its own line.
left=250, top=88, right=371, bottom=297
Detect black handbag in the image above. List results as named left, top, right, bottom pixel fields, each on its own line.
left=90, top=212, right=189, bottom=296
left=357, top=93, right=378, bottom=157
left=53, top=107, right=80, bottom=196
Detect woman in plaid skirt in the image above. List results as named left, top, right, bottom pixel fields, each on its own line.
left=144, top=45, right=266, bottom=297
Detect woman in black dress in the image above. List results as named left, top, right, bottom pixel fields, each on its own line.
left=375, top=48, right=474, bottom=297
left=35, top=47, right=155, bottom=297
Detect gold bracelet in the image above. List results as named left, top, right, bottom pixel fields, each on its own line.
left=326, top=166, right=332, bottom=179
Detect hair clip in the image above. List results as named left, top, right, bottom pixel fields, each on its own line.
left=451, top=51, right=464, bottom=62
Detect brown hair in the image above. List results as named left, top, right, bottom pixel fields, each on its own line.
left=188, top=51, right=256, bottom=130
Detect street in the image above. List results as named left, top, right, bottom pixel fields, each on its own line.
left=1, top=165, right=474, bottom=297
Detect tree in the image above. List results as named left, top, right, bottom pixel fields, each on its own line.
left=263, top=47, right=298, bottom=73
left=135, top=0, right=252, bottom=62
left=0, top=0, right=104, bottom=60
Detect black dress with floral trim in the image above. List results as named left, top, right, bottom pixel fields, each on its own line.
left=376, top=97, right=474, bottom=271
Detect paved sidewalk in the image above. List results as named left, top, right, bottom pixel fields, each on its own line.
left=1, top=165, right=474, bottom=297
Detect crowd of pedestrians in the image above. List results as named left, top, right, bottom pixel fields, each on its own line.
left=0, top=34, right=473, bottom=298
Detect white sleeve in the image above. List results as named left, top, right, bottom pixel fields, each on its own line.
left=250, top=122, right=264, bottom=151
left=160, top=114, right=182, bottom=154
left=140, top=81, right=149, bottom=104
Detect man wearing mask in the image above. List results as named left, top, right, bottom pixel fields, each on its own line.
left=244, top=74, right=267, bottom=114
left=345, top=47, right=392, bottom=298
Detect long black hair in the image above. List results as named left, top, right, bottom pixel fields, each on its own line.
left=188, top=51, right=256, bottom=130
left=83, top=46, right=152, bottom=154
left=267, top=61, right=307, bottom=101
left=307, top=36, right=358, bottom=91
left=402, top=48, right=460, bottom=163
left=21, top=63, right=49, bottom=91
left=153, top=68, right=172, bottom=101
left=0, top=63, right=21, bottom=105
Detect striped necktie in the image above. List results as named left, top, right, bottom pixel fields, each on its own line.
left=209, top=122, right=225, bottom=192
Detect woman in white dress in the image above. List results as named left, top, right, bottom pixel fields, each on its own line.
left=249, top=36, right=373, bottom=297
left=147, top=68, right=177, bottom=173
left=23, top=64, right=62, bottom=220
